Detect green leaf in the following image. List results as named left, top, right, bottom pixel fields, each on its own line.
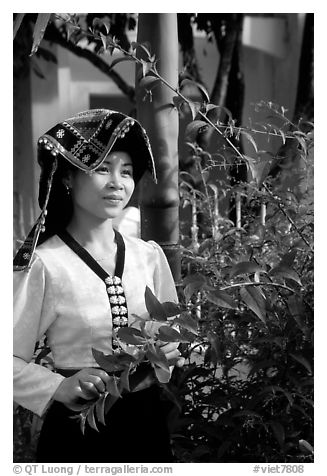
left=185, top=120, right=210, bottom=141
left=206, top=289, right=238, bottom=310
left=79, top=413, right=86, bottom=435
left=289, top=353, right=312, bottom=374
left=206, top=103, right=233, bottom=123
left=259, top=385, right=294, bottom=406
left=106, top=376, right=121, bottom=398
left=299, top=439, right=314, bottom=455
left=173, top=313, right=198, bottom=334
left=86, top=407, right=98, bottom=432
left=245, top=154, right=274, bottom=187
left=161, top=301, right=181, bottom=317
left=157, top=326, right=181, bottom=342
left=92, top=17, right=110, bottom=35
left=141, top=59, right=154, bottom=77
left=240, top=286, right=266, bottom=323
left=269, top=265, right=302, bottom=285
left=139, top=75, right=160, bottom=91
left=279, top=249, right=297, bottom=267
left=66, top=24, right=81, bottom=44
left=146, top=343, right=170, bottom=371
left=109, top=56, right=134, bottom=70
left=269, top=421, right=285, bottom=448
left=104, top=393, right=119, bottom=415
left=153, top=365, right=171, bottom=383
left=287, top=296, right=307, bottom=332
left=240, top=130, right=258, bottom=152
left=119, top=368, right=131, bottom=392
left=131, top=41, right=152, bottom=59
left=13, top=13, right=25, bottom=39
left=182, top=272, right=206, bottom=285
left=30, top=13, right=52, bottom=56
left=172, top=95, right=185, bottom=110
left=180, top=78, right=210, bottom=102
left=229, top=261, right=264, bottom=278
left=95, top=394, right=106, bottom=426
left=144, top=286, right=167, bottom=321
left=146, top=343, right=171, bottom=383
left=92, top=348, right=129, bottom=372
left=184, top=281, right=205, bottom=303
left=116, top=327, right=147, bottom=345
left=279, top=129, right=286, bottom=145
left=187, top=101, right=202, bottom=121
left=179, top=327, right=197, bottom=343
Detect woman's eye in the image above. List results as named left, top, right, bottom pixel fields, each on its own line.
left=97, top=166, right=109, bottom=174
left=121, top=169, right=133, bottom=176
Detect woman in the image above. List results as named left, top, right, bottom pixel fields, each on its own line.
left=13, top=109, right=182, bottom=463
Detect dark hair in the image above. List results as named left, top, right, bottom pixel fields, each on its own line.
left=37, top=158, right=76, bottom=245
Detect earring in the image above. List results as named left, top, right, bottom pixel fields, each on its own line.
left=64, top=184, right=71, bottom=195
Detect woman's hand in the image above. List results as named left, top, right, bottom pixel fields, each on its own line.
left=159, top=342, right=185, bottom=368
left=53, top=368, right=111, bottom=411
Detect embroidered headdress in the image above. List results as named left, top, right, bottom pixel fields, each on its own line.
left=14, top=109, right=156, bottom=271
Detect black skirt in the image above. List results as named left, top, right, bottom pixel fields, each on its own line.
left=36, top=384, right=174, bottom=463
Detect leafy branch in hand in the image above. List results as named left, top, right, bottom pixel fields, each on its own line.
left=73, top=286, right=198, bottom=434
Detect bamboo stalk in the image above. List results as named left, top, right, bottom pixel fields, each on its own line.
left=191, top=192, right=199, bottom=252
left=236, top=192, right=241, bottom=229
left=260, top=202, right=266, bottom=226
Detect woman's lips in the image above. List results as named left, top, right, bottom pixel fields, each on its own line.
left=103, top=195, right=123, bottom=204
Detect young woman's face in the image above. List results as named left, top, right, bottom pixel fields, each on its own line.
left=69, top=151, right=135, bottom=221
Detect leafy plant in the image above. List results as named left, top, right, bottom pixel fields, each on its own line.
left=71, top=286, right=197, bottom=434
left=168, top=103, right=314, bottom=462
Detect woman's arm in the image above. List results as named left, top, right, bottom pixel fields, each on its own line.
left=14, top=256, right=66, bottom=416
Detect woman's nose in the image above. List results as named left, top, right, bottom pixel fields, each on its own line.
left=106, top=172, right=123, bottom=189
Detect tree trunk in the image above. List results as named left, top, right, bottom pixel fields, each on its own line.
left=269, top=13, right=314, bottom=185
left=177, top=13, right=203, bottom=83
left=135, top=14, right=180, bottom=281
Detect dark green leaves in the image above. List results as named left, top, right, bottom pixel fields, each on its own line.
left=206, top=289, right=238, bottom=310
left=240, top=286, right=267, bottom=323
left=116, top=327, right=147, bottom=345
left=269, top=265, right=302, bottom=286
left=145, top=286, right=167, bottom=321
left=185, top=120, right=210, bottom=141
left=144, top=286, right=180, bottom=321
left=157, top=326, right=181, bottom=342
left=92, top=348, right=135, bottom=372
left=229, top=261, right=264, bottom=278
left=180, top=78, right=210, bottom=103
left=109, top=56, right=135, bottom=70
left=183, top=274, right=206, bottom=302
left=173, top=313, right=198, bottom=334
left=146, top=343, right=171, bottom=383
left=30, top=14, right=52, bottom=56
left=139, top=75, right=161, bottom=91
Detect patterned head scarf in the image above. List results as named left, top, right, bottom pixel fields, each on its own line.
left=14, top=109, right=156, bottom=271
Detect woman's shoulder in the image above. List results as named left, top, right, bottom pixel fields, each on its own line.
left=120, top=232, right=160, bottom=250
left=34, top=234, right=72, bottom=270
left=120, top=232, right=162, bottom=254
left=35, top=234, right=65, bottom=255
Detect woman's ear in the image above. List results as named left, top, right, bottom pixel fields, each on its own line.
left=62, top=171, right=73, bottom=189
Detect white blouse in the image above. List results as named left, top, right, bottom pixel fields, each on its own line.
left=13, top=233, right=178, bottom=417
